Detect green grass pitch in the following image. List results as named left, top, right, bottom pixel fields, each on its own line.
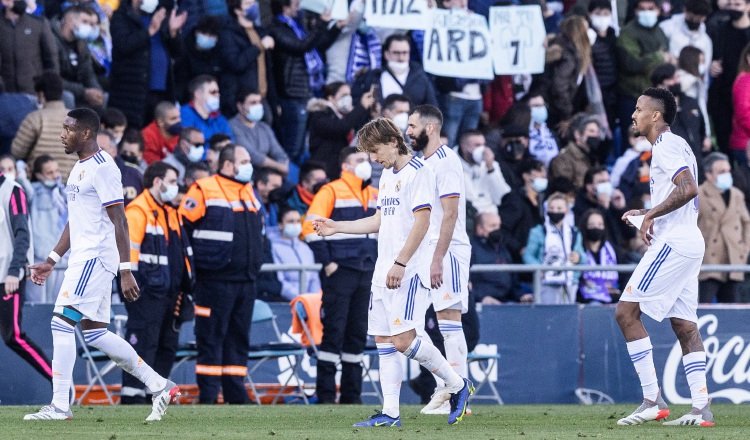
left=3, top=404, right=749, bottom=439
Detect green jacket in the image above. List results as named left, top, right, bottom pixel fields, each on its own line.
left=616, top=21, right=668, bottom=99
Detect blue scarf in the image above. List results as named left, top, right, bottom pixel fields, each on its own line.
left=277, top=15, right=325, bottom=94
left=346, top=29, right=381, bottom=84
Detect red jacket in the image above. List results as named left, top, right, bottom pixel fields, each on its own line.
left=141, top=121, right=179, bottom=164
left=730, top=72, right=750, bottom=151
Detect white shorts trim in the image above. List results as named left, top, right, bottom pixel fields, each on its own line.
left=431, top=252, right=469, bottom=313
left=621, top=242, right=700, bottom=323
left=368, top=275, right=429, bottom=337
left=55, top=258, right=115, bottom=323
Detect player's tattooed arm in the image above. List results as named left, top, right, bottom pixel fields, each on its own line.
left=645, top=168, right=699, bottom=220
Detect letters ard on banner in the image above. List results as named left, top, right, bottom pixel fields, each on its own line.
left=422, top=9, right=494, bottom=80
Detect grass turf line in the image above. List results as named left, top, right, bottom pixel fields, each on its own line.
left=2, top=404, right=748, bottom=439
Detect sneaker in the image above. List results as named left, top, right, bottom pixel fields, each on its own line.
left=617, top=392, right=670, bottom=426
left=663, top=400, right=714, bottom=427
left=421, top=388, right=451, bottom=414
left=23, top=404, right=73, bottom=421
left=352, top=410, right=401, bottom=428
left=145, top=380, right=180, bottom=422
left=448, top=378, right=474, bottom=425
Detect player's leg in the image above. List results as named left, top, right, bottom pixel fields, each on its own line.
left=0, top=283, right=52, bottom=381
left=437, top=254, right=470, bottom=379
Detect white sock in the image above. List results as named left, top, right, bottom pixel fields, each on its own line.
left=439, top=319, right=468, bottom=379
left=683, top=351, right=709, bottom=409
left=51, top=317, right=76, bottom=412
left=377, top=343, right=402, bottom=418
left=403, top=336, right=463, bottom=390
left=83, top=329, right=167, bottom=394
left=627, top=337, right=659, bottom=401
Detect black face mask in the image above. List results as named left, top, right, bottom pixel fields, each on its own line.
left=585, top=227, right=606, bottom=242
left=487, top=229, right=503, bottom=245
left=505, top=141, right=525, bottom=159
left=167, top=122, right=182, bottom=136
left=728, top=10, right=745, bottom=21
left=121, top=153, right=139, bottom=165
left=11, top=0, right=26, bottom=14
left=412, top=131, right=429, bottom=152
left=310, top=180, right=328, bottom=194
left=547, top=212, right=566, bottom=224
left=268, top=187, right=286, bottom=203
left=685, top=18, right=701, bottom=31
left=668, top=84, right=682, bottom=96
left=585, top=137, right=601, bottom=153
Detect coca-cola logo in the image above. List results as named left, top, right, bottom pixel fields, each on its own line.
left=663, top=314, right=750, bottom=404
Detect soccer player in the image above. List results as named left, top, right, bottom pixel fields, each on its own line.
left=406, top=105, right=472, bottom=415
left=313, top=118, right=473, bottom=427
left=24, top=109, right=179, bottom=421
left=617, top=88, right=713, bottom=427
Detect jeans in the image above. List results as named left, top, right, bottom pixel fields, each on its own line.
left=439, top=94, right=482, bottom=148
left=278, top=98, right=308, bottom=164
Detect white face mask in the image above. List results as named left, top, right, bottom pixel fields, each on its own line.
left=633, top=139, right=652, bottom=152
left=716, top=172, right=733, bottom=191
left=393, top=112, right=409, bottom=132
left=532, top=177, right=548, bottom=193
left=590, top=14, right=612, bottom=33
left=3, top=171, right=16, bottom=182
left=388, top=60, right=409, bottom=74
left=282, top=223, right=302, bottom=239
left=595, top=181, right=614, bottom=197
left=206, top=95, right=221, bottom=113
left=160, top=183, right=179, bottom=202
left=235, top=162, right=254, bottom=182
left=471, top=146, right=486, bottom=165
left=336, top=95, right=353, bottom=114
left=140, top=0, right=159, bottom=14
left=354, top=161, right=372, bottom=181
left=188, top=145, right=205, bottom=162
left=699, top=64, right=707, bottom=76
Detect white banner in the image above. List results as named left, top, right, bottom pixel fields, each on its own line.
left=489, top=5, right=546, bottom=75
left=422, top=10, right=493, bottom=80
left=300, top=0, right=349, bottom=21
left=364, top=0, right=431, bottom=30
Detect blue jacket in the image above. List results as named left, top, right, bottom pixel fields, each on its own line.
left=270, top=235, right=321, bottom=301
left=29, top=181, right=67, bottom=265
left=469, top=236, right=520, bottom=302
left=180, top=103, right=234, bottom=142
left=523, top=223, right=587, bottom=282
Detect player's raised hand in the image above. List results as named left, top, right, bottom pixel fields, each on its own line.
left=386, top=264, right=404, bottom=289
left=430, top=259, right=443, bottom=289
left=621, top=209, right=643, bottom=226
left=29, top=262, right=53, bottom=285
left=312, top=218, right=337, bottom=236
left=120, top=271, right=140, bottom=302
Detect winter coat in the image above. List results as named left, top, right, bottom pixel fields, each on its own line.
left=175, top=27, right=223, bottom=102
left=730, top=72, right=750, bottom=151
left=616, top=21, right=668, bottom=99
left=549, top=141, right=592, bottom=190
left=0, top=13, right=59, bottom=94
left=541, top=36, right=584, bottom=126
left=351, top=62, right=438, bottom=107
left=52, top=23, right=102, bottom=104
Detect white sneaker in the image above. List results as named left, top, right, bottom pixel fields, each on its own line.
left=24, top=404, right=73, bottom=421
left=420, top=388, right=451, bottom=414
left=145, top=380, right=180, bottom=422
left=617, top=393, right=670, bottom=426
left=663, top=400, right=714, bottom=427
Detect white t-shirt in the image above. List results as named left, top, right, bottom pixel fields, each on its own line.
left=423, top=145, right=471, bottom=261
left=65, top=150, right=122, bottom=272
left=373, top=156, right=435, bottom=288
left=649, top=131, right=704, bottom=258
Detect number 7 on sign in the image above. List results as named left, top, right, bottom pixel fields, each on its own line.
left=510, top=40, right=519, bottom=66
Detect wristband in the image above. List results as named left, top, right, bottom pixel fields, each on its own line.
left=393, top=260, right=406, bottom=268
left=119, top=262, right=132, bottom=271
left=48, top=251, right=61, bottom=264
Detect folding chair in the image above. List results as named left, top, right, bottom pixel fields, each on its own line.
left=75, top=314, right=128, bottom=405
left=246, top=300, right=308, bottom=405
left=467, top=351, right=503, bottom=404
left=291, top=297, right=383, bottom=404
left=575, top=388, right=614, bottom=405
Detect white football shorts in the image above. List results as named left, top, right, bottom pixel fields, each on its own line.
left=431, top=251, right=469, bottom=313
left=368, top=275, right=430, bottom=337
left=55, top=258, right=116, bottom=323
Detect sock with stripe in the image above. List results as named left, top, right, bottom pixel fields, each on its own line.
left=683, top=351, right=709, bottom=409
left=51, top=317, right=76, bottom=412
left=403, top=336, right=463, bottom=391
left=83, top=329, right=166, bottom=393
left=439, top=319, right=468, bottom=379
left=376, top=343, right=402, bottom=418
left=626, top=336, right=659, bottom=402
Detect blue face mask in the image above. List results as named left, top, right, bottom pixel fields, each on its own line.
left=245, top=3, right=260, bottom=23
left=245, top=103, right=264, bottom=122
left=637, top=10, right=659, bottom=28
left=195, top=33, right=217, bottom=50
left=531, top=106, right=548, bottom=125
left=235, top=162, right=254, bottom=182
left=716, top=172, right=733, bottom=191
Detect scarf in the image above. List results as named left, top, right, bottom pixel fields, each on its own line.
left=296, top=184, right=314, bottom=206
left=277, top=15, right=325, bottom=94
left=542, top=221, right=574, bottom=287
left=584, top=64, right=612, bottom=139
left=346, top=29, right=382, bottom=84
left=244, top=27, right=268, bottom=97
left=579, top=241, right=618, bottom=303
left=52, top=184, right=68, bottom=230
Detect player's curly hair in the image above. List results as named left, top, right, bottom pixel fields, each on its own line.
left=642, top=87, right=677, bottom=126
left=356, top=118, right=410, bottom=155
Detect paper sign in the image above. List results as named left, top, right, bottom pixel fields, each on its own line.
left=364, top=0, right=431, bottom=30
left=489, top=5, right=546, bottom=75
left=301, top=0, right=348, bottom=20
left=422, top=10, right=494, bottom=80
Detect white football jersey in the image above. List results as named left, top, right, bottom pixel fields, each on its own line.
left=423, top=145, right=471, bottom=261
left=65, top=150, right=122, bottom=272
left=649, top=131, right=704, bottom=258
left=373, top=156, right=435, bottom=288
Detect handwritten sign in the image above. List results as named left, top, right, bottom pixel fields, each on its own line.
left=364, top=0, right=431, bottom=30
left=489, top=5, right=546, bottom=75
left=423, top=10, right=494, bottom=80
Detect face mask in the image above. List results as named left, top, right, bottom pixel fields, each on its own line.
left=3, top=171, right=16, bottom=182
left=235, top=162, right=254, bottom=182
left=245, top=3, right=260, bottom=22
left=634, top=139, right=652, bottom=152
left=160, top=183, right=179, bottom=202
left=699, top=64, right=707, bottom=76
left=389, top=60, right=409, bottom=74
left=121, top=153, right=139, bottom=164
left=728, top=10, right=745, bottom=21
left=547, top=212, right=566, bottom=224
left=245, top=103, right=264, bottom=122
left=531, top=177, right=548, bottom=193
left=590, top=14, right=612, bottom=33
left=167, top=122, right=182, bottom=136
left=336, top=95, right=353, bottom=114
left=87, top=25, right=100, bottom=41
left=685, top=18, right=701, bottom=31
left=74, top=24, right=93, bottom=41
left=354, top=161, right=372, bottom=181
left=487, top=229, right=503, bottom=245
left=206, top=95, right=221, bottom=113
left=140, top=0, right=159, bottom=14
left=412, top=131, right=429, bottom=152
left=637, top=10, right=659, bottom=28
left=585, top=227, right=606, bottom=242
left=471, top=146, right=486, bottom=165
left=506, top=140, right=526, bottom=159
left=11, top=0, right=26, bottom=15
left=643, top=200, right=653, bottom=209
left=585, top=137, right=601, bottom=152
left=43, top=179, right=58, bottom=188
left=283, top=223, right=302, bottom=239
left=311, top=180, right=327, bottom=194
left=188, top=145, right=205, bottom=162
left=393, top=112, right=409, bottom=132
left=668, top=84, right=682, bottom=96
left=531, top=106, right=548, bottom=125
left=595, top=181, right=614, bottom=197
left=113, top=134, right=123, bottom=145
left=196, top=33, right=218, bottom=50
left=716, top=172, right=733, bottom=191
